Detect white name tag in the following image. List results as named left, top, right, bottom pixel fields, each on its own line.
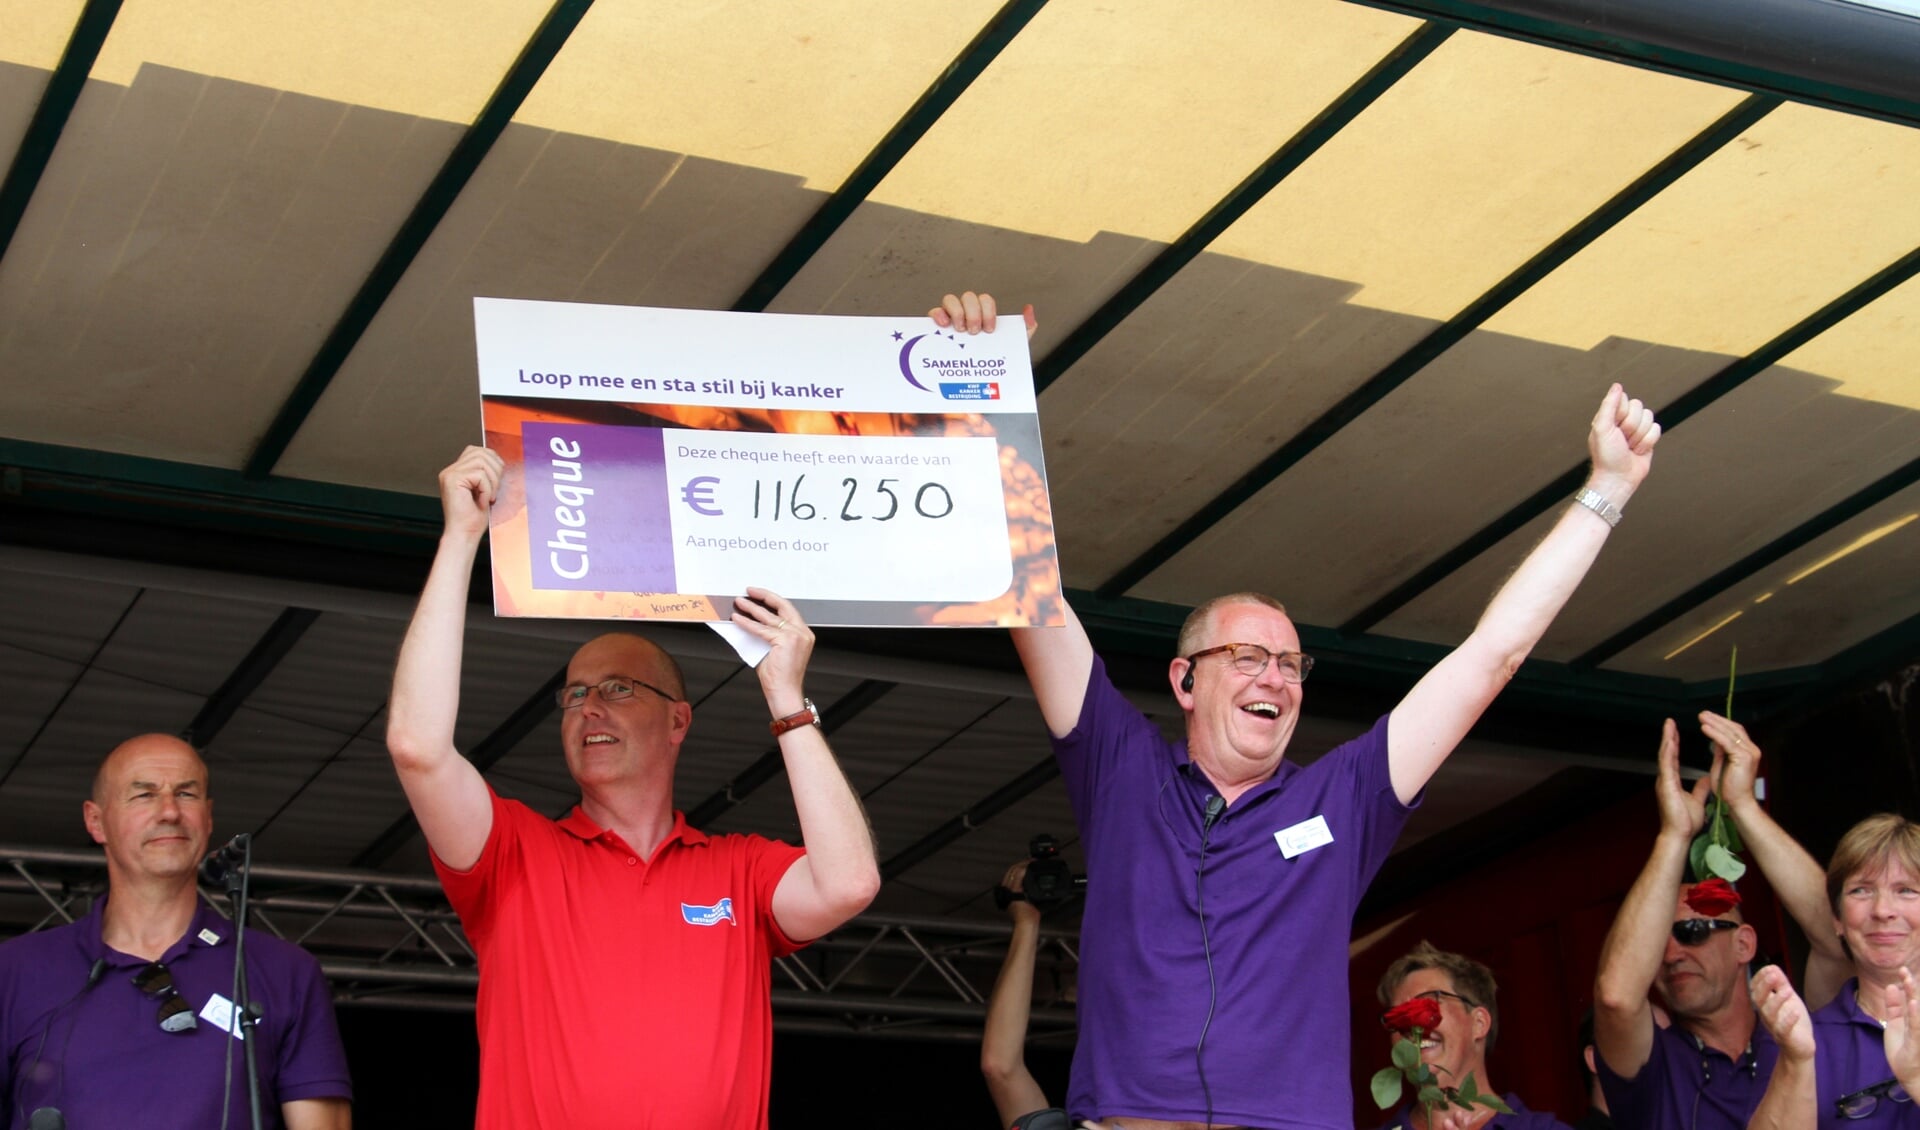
left=197, top=927, right=222, bottom=947
left=200, top=993, right=248, bottom=1040
left=1274, top=815, right=1334, bottom=859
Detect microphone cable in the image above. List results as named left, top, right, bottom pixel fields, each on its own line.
left=1196, top=794, right=1226, bottom=1129
left=19, top=957, right=107, bottom=1130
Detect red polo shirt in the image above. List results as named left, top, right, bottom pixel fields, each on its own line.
left=434, top=788, right=806, bottom=1130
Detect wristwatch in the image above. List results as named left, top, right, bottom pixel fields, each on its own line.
left=1572, top=487, right=1623, bottom=528
left=769, top=698, right=822, bottom=737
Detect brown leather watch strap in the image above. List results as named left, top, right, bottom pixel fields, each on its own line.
left=769, top=698, right=820, bottom=737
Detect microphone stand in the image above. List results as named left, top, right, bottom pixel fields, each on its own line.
left=218, top=834, right=265, bottom=1130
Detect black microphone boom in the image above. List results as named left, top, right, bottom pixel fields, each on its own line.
left=201, top=833, right=251, bottom=887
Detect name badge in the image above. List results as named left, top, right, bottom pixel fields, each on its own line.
left=200, top=993, right=250, bottom=1039
left=1274, top=815, right=1334, bottom=859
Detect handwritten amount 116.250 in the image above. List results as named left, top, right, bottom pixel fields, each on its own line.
left=743, top=476, right=954, bottom=522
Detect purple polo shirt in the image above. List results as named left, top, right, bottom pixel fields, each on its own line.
left=1057, top=656, right=1414, bottom=1128
left=1382, top=1091, right=1579, bottom=1130
left=1810, top=981, right=1918, bottom=1129
left=1594, top=1017, right=1777, bottom=1130
left=0, top=897, right=351, bottom=1129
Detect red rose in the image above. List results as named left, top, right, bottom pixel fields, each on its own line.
left=1382, top=997, right=1443, bottom=1035
left=1686, top=878, right=1741, bottom=916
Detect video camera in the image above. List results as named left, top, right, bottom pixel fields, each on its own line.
left=994, top=833, right=1087, bottom=911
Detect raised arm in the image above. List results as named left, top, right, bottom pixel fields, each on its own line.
left=1387, top=385, right=1659, bottom=802
left=983, top=861, right=1051, bottom=1127
left=282, top=1098, right=351, bottom=1130
left=1593, top=720, right=1713, bottom=1080
left=739, top=589, right=881, bottom=942
left=1710, top=711, right=1852, bottom=1010
left=1746, top=966, right=1816, bottom=1130
left=929, top=291, right=1092, bottom=737
left=384, top=446, right=498, bottom=871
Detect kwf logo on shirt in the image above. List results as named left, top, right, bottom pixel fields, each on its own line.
left=680, top=898, right=736, bottom=927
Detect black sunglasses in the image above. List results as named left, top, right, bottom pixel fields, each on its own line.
left=1010, top=1110, right=1072, bottom=1130
left=1836, top=1078, right=1910, bottom=1120
left=132, top=962, right=197, bottom=1033
left=1671, top=919, right=1740, bottom=946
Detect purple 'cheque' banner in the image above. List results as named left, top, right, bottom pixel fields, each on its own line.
left=523, top=422, right=675, bottom=593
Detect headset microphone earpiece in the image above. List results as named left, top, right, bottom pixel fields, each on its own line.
left=1181, top=665, right=1194, bottom=694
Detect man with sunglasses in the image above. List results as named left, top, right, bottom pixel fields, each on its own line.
left=384, top=446, right=880, bottom=1130
left=935, top=291, right=1661, bottom=1130
left=1376, top=943, right=1575, bottom=1130
left=0, top=733, right=352, bottom=1129
left=1592, top=716, right=1845, bottom=1130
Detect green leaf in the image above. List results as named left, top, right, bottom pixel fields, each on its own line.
left=1393, top=1038, right=1422, bottom=1071
left=1418, top=1085, right=1445, bottom=1108
left=1477, top=1094, right=1516, bottom=1115
left=1689, top=832, right=1713, bottom=883
left=1725, top=820, right=1746, bottom=854
left=1704, top=843, right=1748, bottom=882
left=1371, top=1068, right=1405, bottom=1110
left=1457, top=1072, right=1480, bottom=1102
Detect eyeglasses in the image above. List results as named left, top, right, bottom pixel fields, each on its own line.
left=1671, top=919, right=1740, bottom=946
left=1378, top=988, right=1477, bottom=1029
left=1836, top=1078, right=1911, bottom=1120
left=555, top=676, right=679, bottom=710
left=1185, top=643, right=1314, bottom=684
left=131, top=962, right=197, bottom=1033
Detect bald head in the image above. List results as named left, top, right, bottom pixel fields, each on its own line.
left=93, top=733, right=209, bottom=804
left=569, top=633, right=686, bottom=700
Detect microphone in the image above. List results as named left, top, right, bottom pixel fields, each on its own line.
left=1202, top=794, right=1225, bottom=832
left=201, top=833, right=251, bottom=887
left=23, top=959, right=107, bottom=1130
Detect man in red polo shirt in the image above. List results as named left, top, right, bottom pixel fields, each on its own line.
left=386, top=445, right=882, bottom=1130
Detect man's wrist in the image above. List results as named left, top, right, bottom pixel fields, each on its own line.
left=1582, top=473, right=1636, bottom=510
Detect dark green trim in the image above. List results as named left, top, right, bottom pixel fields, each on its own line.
left=353, top=666, right=566, bottom=867
left=685, top=680, right=897, bottom=827
left=730, top=0, right=1048, bottom=313
left=1577, top=454, right=1920, bottom=667
left=182, top=607, right=321, bottom=747
left=1033, top=21, right=1453, bottom=395
left=1341, top=241, right=1920, bottom=633
left=881, top=756, right=1058, bottom=880
left=0, top=437, right=439, bottom=537
left=242, top=0, right=596, bottom=480
left=1339, top=0, right=1920, bottom=132
left=0, top=0, right=123, bottom=263
left=1096, top=94, right=1778, bottom=600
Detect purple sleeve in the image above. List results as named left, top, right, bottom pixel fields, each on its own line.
left=271, top=947, right=353, bottom=1104
left=1345, top=715, right=1419, bottom=885
left=1049, top=655, right=1163, bottom=835
left=1595, top=1034, right=1667, bottom=1130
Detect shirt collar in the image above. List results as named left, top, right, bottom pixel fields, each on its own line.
left=557, top=806, right=708, bottom=850
left=77, top=893, right=235, bottom=967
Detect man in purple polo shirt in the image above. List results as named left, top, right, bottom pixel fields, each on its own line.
left=1592, top=717, right=1844, bottom=1130
left=0, top=734, right=351, bottom=1130
left=933, top=291, right=1662, bottom=1130
left=1376, top=942, right=1576, bottom=1130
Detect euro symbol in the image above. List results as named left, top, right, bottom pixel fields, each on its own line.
left=680, top=476, right=723, bottom=517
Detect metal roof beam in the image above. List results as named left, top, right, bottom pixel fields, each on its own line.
left=352, top=667, right=566, bottom=867
left=1097, top=93, right=1778, bottom=599
left=182, top=607, right=322, bottom=747
left=1340, top=241, right=1920, bottom=633
left=0, top=0, right=123, bottom=264
left=730, top=0, right=1049, bottom=313
left=1342, top=0, right=1920, bottom=131
left=242, top=0, right=596, bottom=479
left=1033, top=21, right=1453, bottom=395
left=880, top=755, right=1059, bottom=880
left=685, top=679, right=898, bottom=827
left=1576, top=454, right=1920, bottom=667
